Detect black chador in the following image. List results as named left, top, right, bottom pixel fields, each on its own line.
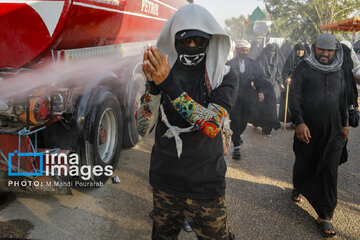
left=257, top=43, right=283, bottom=102
left=279, top=43, right=307, bottom=122
left=249, top=44, right=281, bottom=135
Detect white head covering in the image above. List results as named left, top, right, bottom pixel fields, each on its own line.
left=236, top=40, right=251, bottom=49
left=156, top=4, right=230, bottom=90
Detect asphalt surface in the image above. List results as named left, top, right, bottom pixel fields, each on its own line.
left=0, top=124, right=359, bottom=240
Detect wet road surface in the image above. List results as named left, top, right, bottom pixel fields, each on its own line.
left=0, top=124, right=359, bottom=239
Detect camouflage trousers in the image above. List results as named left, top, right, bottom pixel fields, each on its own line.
left=152, top=188, right=234, bottom=240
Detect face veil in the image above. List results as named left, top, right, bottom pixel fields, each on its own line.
left=175, top=42, right=207, bottom=67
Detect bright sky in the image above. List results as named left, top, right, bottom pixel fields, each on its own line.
left=194, top=0, right=265, bottom=28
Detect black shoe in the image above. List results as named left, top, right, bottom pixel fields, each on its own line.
left=183, top=219, right=193, bottom=232
left=232, top=148, right=241, bottom=160
left=262, top=130, right=271, bottom=137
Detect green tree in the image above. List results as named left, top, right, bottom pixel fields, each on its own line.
left=224, top=15, right=248, bottom=40
left=264, top=0, right=360, bottom=42
left=225, top=8, right=267, bottom=40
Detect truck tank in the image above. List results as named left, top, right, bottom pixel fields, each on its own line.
left=0, top=0, right=185, bottom=69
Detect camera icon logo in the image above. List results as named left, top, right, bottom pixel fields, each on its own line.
left=8, top=150, right=44, bottom=176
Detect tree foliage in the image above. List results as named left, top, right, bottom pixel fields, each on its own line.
left=264, top=0, right=360, bottom=42
left=224, top=9, right=268, bottom=40
left=224, top=15, right=248, bottom=40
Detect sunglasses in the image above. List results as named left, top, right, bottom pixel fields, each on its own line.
left=179, top=36, right=209, bottom=48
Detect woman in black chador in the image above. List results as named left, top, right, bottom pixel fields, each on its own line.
left=279, top=43, right=308, bottom=123
left=250, top=44, right=281, bottom=135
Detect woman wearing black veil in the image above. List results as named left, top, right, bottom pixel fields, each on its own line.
left=249, top=44, right=281, bottom=135
left=279, top=43, right=308, bottom=124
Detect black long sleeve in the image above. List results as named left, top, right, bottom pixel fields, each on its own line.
left=340, top=75, right=349, bottom=127
left=253, top=63, right=265, bottom=93
left=289, top=63, right=304, bottom=125
left=282, top=57, right=292, bottom=82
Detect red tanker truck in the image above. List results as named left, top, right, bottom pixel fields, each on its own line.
left=0, top=0, right=190, bottom=194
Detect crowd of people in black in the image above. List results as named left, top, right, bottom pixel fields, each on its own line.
left=136, top=4, right=359, bottom=239
left=227, top=35, right=359, bottom=238
left=227, top=37, right=359, bottom=159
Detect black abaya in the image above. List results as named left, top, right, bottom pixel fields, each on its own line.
left=289, top=61, right=348, bottom=220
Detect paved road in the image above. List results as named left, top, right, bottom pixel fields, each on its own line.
left=0, top=124, right=359, bottom=240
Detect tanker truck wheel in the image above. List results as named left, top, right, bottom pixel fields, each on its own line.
left=81, top=86, right=123, bottom=183
left=122, top=73, right=145, bottom=148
